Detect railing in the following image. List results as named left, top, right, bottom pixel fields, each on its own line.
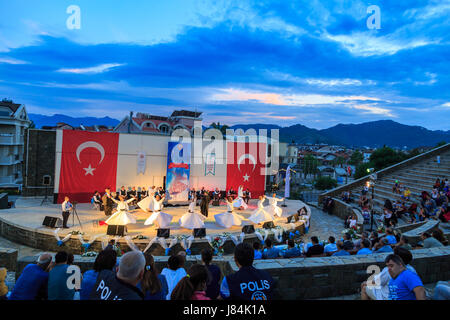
left=317, top=142, right=450, bottom=205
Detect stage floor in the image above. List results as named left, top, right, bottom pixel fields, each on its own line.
left=0, top=198, right=306, bottom=238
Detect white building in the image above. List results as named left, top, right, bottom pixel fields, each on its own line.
left=0, top=101, right=31, bottom=188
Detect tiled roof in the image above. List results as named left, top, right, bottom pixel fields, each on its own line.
left=0, top=101, right=21, bottom=113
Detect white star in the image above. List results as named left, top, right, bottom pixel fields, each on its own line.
left=83, top=164, right=96, bottom=176
left=243, top=173, right=250, bottom=182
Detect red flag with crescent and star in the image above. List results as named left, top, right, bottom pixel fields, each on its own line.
left=226, top=142, right=267, bottom=198
left=57, top=130, right=119, bottom=203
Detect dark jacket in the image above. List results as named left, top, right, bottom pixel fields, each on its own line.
left=90, top=270, right=144, bottom=300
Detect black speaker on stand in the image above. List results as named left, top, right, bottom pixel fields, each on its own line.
left=42, top=216, right=62, bottom=228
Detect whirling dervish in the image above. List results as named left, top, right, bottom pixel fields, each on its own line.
left=232, top=185, right=248, bottom=210
left=179, top=197, right=206, bottom=230
left=264, top=193, right=285, bottom=218
left=248, top=195, right=274, bottom=224
left=105, top=195, right=137, bottom=225
left=144, top=194, right=173, bottom=228
left=214, top=196, right=245, bottom=228
left=137, top=187, right=156, bottom=212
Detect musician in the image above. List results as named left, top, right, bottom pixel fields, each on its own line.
left=127, top=186, right=137, bottom=200
left=228, top=187, right=237, bottom=198
left=102, top=188, right=115, bottom=217
left=243, top=188, right=251, bottom=204
left=200, top=190, right=212, bottom=217
left=92, top=191, right=102, bottom=211
left=119, top=186, right=127, bottom=198
left=213, top=188, right=221, bottom=200
left=61, top=196, right=73, bottom=228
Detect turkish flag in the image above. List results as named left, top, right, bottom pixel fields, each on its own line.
left=226, top=142, right=267, bottom=198
left=57, top=130, right=119, bottom=203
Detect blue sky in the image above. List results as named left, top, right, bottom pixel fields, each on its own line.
left=0, top=0, right=449, bottom=130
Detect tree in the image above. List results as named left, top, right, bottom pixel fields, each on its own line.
left=301, top=154, right=319, bottom=179
left=354, top=163, right=372, bottom=180
left=436, top=141, right=447, bottom=147
left=314, top=176, right=338, bottom=190
left=369, top=147, right=407, bottom=171
left=349, top=150, right=364, bottom=166
left=210, top=122, right=229, bottom=136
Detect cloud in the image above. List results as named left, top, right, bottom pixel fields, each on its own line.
left=352, top=104, right=395, bottom=117
left=57, top=63, right=125, bottom=74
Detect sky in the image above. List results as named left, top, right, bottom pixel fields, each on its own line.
left=0, top=0, right=449, bottom=130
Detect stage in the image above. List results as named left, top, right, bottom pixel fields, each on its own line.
left=0, top=197, right=307, bottom=240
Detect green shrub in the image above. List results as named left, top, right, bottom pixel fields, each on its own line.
left=314, top=176, right=338, bottom=190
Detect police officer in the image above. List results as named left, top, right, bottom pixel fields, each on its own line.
left=220, top=242, right=275, bottom=300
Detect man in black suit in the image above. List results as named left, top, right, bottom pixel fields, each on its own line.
left=200, top=191, right=211, bottom=217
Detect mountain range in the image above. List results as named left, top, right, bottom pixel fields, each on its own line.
left=28, top=113, right=448, bottom=149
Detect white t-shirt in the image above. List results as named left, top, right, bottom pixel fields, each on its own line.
left=161, top=267, right=187, bottom=300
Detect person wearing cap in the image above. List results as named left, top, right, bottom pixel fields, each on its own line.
left=9, top=253, right=52, bottom=300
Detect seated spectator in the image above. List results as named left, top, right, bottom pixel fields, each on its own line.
left=220, top=242, right=275, bottom=300
left=262, top=239, right=280, bottom=259
left=362, top=185, right=369, bottom=196
left=322, top=197, right=334, bottom=215
left=354, top=232, right=369, bottom=250
left=0, top=268, right=7, bottom=300
left=392, top=180, right=400, bottom=194
left=419, top=232, right=444, bottom=248
left=402, top=188, right=411, bottom=201
left=161, top=255, right=187, bottom=300
left=385, top=228, right=398, bottom=245
left=281, top=239, right=302, bottom=258
left=305, top=236, right=324, bottom=257
left=324, top=236, right=338, bottom=254
left=361, top=247, right=419, bottom=300
left=361, top=207, right=371, bottom=221
left=424, top=196, right=437, bottom=216
left=395, top=236, right=412, bottom=251
left=90, top=251, right=145, bottom=300
left=357, top=239, right=373, bottom=255
left=398, top=183, right=405, bottom=195
left=9, top=253, right=52, bottom=300
left=434, top=178, right=441, bottom=191
left=432, top=229, right=448, bottom=246
left=359, top=195, right=369, bottom=208
left=343, top=233, right=354, bottom=251
left=253, top=242, right=263, bottom=260
left=436, top=192, right=448, bottom=207
left=406, top=203, right=418, bottom=223
left=383, top=208, right=395, bottom=227
left=385, top=254, right=426, bottom=300
left=140, top=253, right=168, bottom=300
left=369, top=231, right=379, bottom=248
left=201, top=249, right=221, bottom=300
left=345, top=215, right=357, bottom=229
left=433, top=281, right=450, bottom=300
left=171, top=264, right=210, bottom=300
left=372, top=238, right=394, bottom=253
left=438, top=205, right=450, bottom=223
left=332, top=241, right=350, bottom=256
left=80, top=249, right=117, bottom=300
left=48, top=251, right=75, bottom=300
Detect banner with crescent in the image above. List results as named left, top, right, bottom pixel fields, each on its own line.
left=166, top=142, right=191, bottom=202
left=226, top=142, right=266, bottom=198
left=57, top=130, right=119, bottom=203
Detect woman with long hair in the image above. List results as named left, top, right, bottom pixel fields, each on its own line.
left=140, top=253, right=168, bottom=300
left=171, top=264, right=210, bottom=300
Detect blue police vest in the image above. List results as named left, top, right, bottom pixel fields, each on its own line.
left=226, top=266, right=274, bottom=300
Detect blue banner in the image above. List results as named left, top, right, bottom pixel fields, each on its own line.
left=166, top=142, right=191, bottom=202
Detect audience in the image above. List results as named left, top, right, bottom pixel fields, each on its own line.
left=161, top=255, right=187, bottom=300
left=356, top=239, right=373, bottom=255
left=171, top=264, right=210, bottom=300
left=419, top=232, right=444, bottom=248
left=253, top=242, right=263, bottom=260
left=395, top=236, right=413, bottom=251
left=201, top=248, right=222, bottom=300
left=332, top=241, right=350, bottom=256
left=372, top=238, right=394, bottom=253
left=305, top=236, right=324, bottom=257
left=9, top=252, right=52, bottom=300
left=342, top=233, right=354, bottom=251
left=324, top=236, right=338, bottom=254
left=140, top=253, right=168, bottom=300
left=47, top=251, right=75, bottom=300
left=281, top=239, right=302, bottom=258
left=262, top=239, right=280, bottom=259
left=220, top=242, right=275, bottom=300
left=384, top=228, right=398, bottom=245
left=433, top=281, right=450, bottom=300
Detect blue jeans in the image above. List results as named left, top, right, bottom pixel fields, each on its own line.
left=433, top=281, right=450, bottom=300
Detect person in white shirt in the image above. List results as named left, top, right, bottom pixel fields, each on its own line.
left=214, top=196, right=245, bottom=228
left=161, top=255, right=187, bottom=300
left=61, top=196, right=73, bottom=228
left=179, top=197, right=206, bottom=229
left=105, top=195, right=137, bottom=226
left=144, top=194, right=173, bottom=228
left=264, top=193, right=285, bottom=218
left=248, top=195, right=273, bottom=224
left=233, top=185, right=248, bottom=210
left=324, top=236, right=338, bottom=254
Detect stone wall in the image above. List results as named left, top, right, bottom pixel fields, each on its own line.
left=330, top=198, right=364, bottom=230
left=0, top=248, right=18, bottom=271
left=22, top=129, right=56, bottom=197
left=402, top=220, right=441, bottom=246
left=15, top=247, right=450, bottom=299
left=0, top=193, right=8, bottom=210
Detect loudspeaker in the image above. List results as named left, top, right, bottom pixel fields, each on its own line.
left=212, top=200, right=220, bottom=206
left=107, top=225, right=126, bottom=236
left=287, top=213, right=300, bottom=223
left=157, top=228, right=170, bottom=238
left=193, top=228, right=206, bottom=238
left=42, top=175, right=51, bottom=186
left=262, top=221, right=275, bottom=229
left=242, top=225, right=255, bottom=234
left=42, top=216, right=62, bottom=228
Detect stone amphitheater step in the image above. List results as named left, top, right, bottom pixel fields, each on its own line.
left=403, top=167, right=450, bottom=177
left=374, top=181, right=423, bottom=196
left=394, top=171, right=445, bottom=183
left=382, top=176, right=437, bottom=188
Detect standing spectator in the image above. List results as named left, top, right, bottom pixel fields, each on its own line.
left=357, top=239, right=373, bottom=255
left=80, top=249, right=117, bottom=300
left=171, top=264, right=211, bottom=300
left=9, top=253, right=52, bottom=300
left=281, top=239, right=302, bottom=258
left=161, top=255, right=187, bottom=300
left=332, top=241, right=350, bottom=256
left=420, top=232, right=444, bottom=248
left=262, top=239, right=280, bottom=259
left=386, top=254, right=426, bottom=300
left=253, top=242, right=263, bottom=260
left=305, top=236, right=324, bottom=257
left=220, top=243, right=275, bottom=300
left=90, top=251, right=145, bottom=300
left=48, top=251, right=75, bottom=300
left=140, top=253, right=168, bottom=300
left=201, top=249, right=221, bottom=300
left=324, top=236, right=338, bottom=254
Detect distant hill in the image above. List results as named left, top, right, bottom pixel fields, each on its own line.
left=29, top=113, right=120, bottom=129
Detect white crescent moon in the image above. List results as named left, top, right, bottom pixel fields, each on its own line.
left=76, top=141, right=105, bottom=164
left=237, top=154, right=256, bottom=171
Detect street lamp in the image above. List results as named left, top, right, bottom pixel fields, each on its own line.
left=367, top=174, right=377, bottom=231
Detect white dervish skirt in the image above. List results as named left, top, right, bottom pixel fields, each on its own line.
left=248, top=207, right=274, bottom=224
left=138, top=196, right=155, bottom=212
left=179, top=211, right=206, bottom=229
left=233, top=197, right=248, bottom=210
left=214, top=211, right=245, bottom=228
left=144, top=210, right=173, bottom=228
left=264, top=205, right=283, bottom=218
left=105, top=210, right=136, bottom=225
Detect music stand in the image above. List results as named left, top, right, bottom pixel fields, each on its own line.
left=41, top=175, right=52, bottom=206
left=71, top=201, right=83, bottom=231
